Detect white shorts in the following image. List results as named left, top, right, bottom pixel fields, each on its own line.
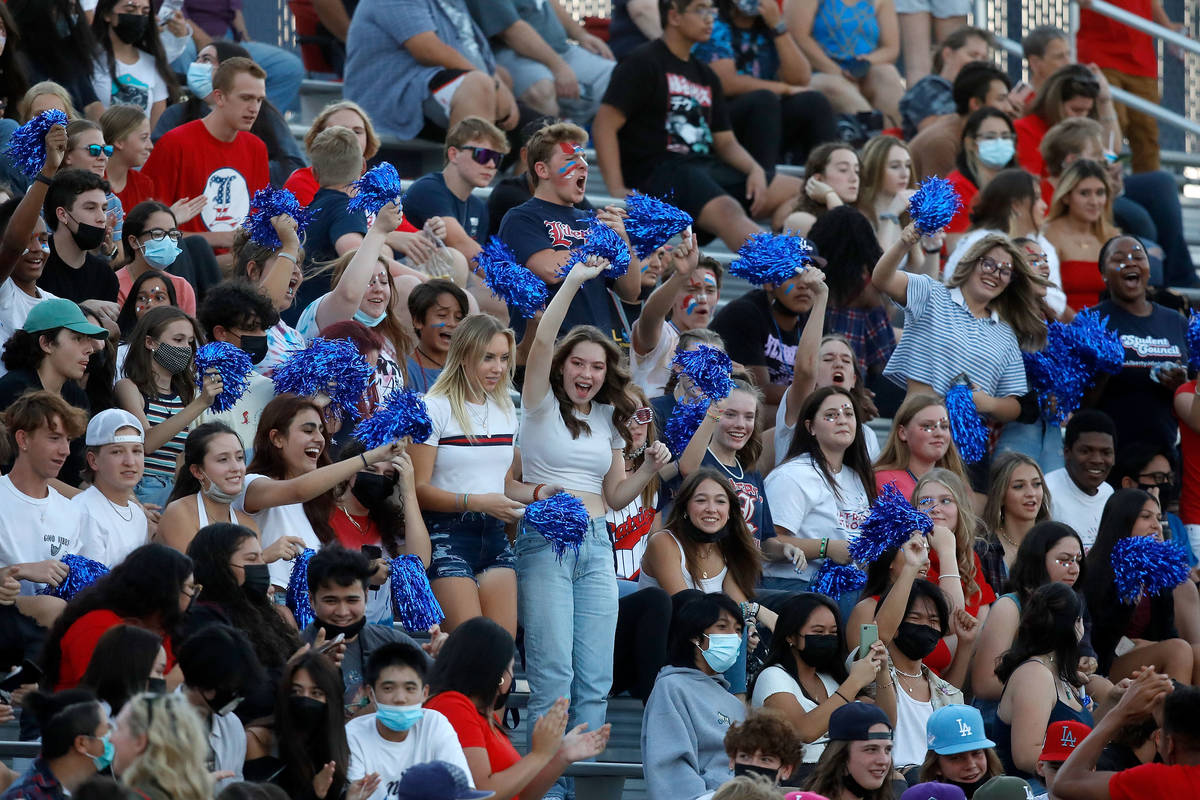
left=893, top=0, right=971, bottom=18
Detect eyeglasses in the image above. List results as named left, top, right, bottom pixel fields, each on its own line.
left=917, top=497, right=956, bottom=509
left=917, top=421, right=951, bottom=433
left=82, top=144, right=114, bottom=158
left=141, top=227, right=183, bottom=243
left=820, top=405, right=854, bottom=422
left=686, top=5, right=718, bottom=18
left=461, top=146, right=503, bottom=167
left=1138, top=471, right=1173, bottom=485
left=1053, top=555, right=1084, bottom=567
left=630, top=406, right=653, bottom=425
left=977, top=256, right=1013, bottom=282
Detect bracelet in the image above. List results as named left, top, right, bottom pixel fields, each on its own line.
left=276, top=250, right=298, bottom=264
left=834, top=690, right=849, bottom=703
left=922, top=245, right=942, bottom=254
left=878, top=680, right=894, bottom=689
left=360, top=453, right=369, bottom=468
left=33, top=174, right=52, bottom=187
left=879, top=212, right=900, bottom=223
left=533, top=483, right=545, bottom=501
left=463, top=493, right=471, bottom=512
left=937, top=573, right=961, bottom=581
left=819, top=538, right=829, bottom=559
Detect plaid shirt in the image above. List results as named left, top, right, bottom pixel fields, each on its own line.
left=1, top=759, right=68, bottom=800
left=826, top=305, right=896, bottom=374
left=899, top=74, right=955, bottom=140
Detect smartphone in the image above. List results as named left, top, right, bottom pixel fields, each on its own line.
left=1009, top=80, right=1035, bottom=110
left=846, top=59, right=871, bottom=80
left=319, top=633, right=346, bottom=654
left=859, top=623, right=878, bottom=660
left=1115, top=636, right=1137, bottom=658
left=0, top=660, right=41, bottom=692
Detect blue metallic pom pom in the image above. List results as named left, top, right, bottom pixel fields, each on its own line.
left=193, top=342, right=253, bottom=414
left=355, top=387, right=433, bottom=448
left=908, top=176, right=963, bottom=236
left=1188, top=311, right=1200, bottom=372
left=390, top=554, right=444, bottom=631
left=1111, top=536, right=1190, bottom=604
left=945, top=382, right=988, bottom=464
left=4, top=110, right=68, bottom=177
left=523, top=492, right=590, bottom=560
left=664, top=398, right=710, bottom=457
left=473, top=237, right=548, bottom=319
left=1023, top=310, right=1125, bottom=424
left=622, top=192, right=693, bottom=260
left=564, top=216, right=631, bottom=278
left=348, top=162, right=404, bottom=216
left=37, top=554, right=109, bottom=601
left=670, top=344, right=733, bottom=402
left=849, top=483, right=935, bottom=565
left=811, top=560, right=866, bottom=599
left=272, top=337, right=376, bottom=420
left=286, top=548, right=318, bottom=629
left=729, top=232, right=812, bottom=286
left=244, top=187, right=310, bottom=250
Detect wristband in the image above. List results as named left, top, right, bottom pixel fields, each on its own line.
left=834, top=690, right=849, bottom=703
left=463, top=493, right=471, bottom=512
left=922, top=244, right=942, bottom=254
left=937, top=573, right=960, bottom=581
left=773, top=20, right=788, bottom=35
left=533, top=483, right=545, bottom=501
left=360, top=453, right=369, bottom=468
left=819, top=538, right=828, bottom=559
left=33, top=174, right=53, bottom=187
left=879, top=212, right=900, bottom=223
left=276, top=250, right=298, bottom=264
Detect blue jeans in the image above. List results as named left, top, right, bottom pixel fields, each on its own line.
left=135, top=473, right=173, bottom=509
left=996, top=419, right=1064, bottom=474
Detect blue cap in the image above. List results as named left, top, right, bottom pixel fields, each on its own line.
left=828, top=702, right=892, bottom=741
left=394, top=762, right=493, bottom=800
left=926, top=705, right=996, bottom=755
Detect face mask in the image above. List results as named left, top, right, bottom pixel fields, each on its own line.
left=89, top=347, right=109, bottom=370
left=353, top=308, right=387, bottom=328
left=206, top=687, right=242, bottom=717
left=843, top=771, right=872, bottom=798
left=241, top=563, right=271, bottom=598
left=141, top=237, right=181, bottom=268
left=186, top=61, right=214, bottom=99
left=351, top=471, right=394, bottom=510
left=287, top=695, right=326, bottom=730
left=112, top=12, right=149, bottom=44
left=697, top=632, right=741, bottom=673
left=317, top=616, right=366, bottom=640
left=796, top=633, right=840, bottom=670
left=153, top=342, right=193, bottom=375
left=977, top=138, right=1015, bottom=168
left=734, top=763, right=779, bottom=783
left=56, top=15, right=73, bottom=39
left=893, top=622, right=942, bottom=661
left=146, top=677, right=167, bottom=694
left=374, top=702, right=424, bottom=732
left=66, top=214, right=107, bottom=251
left=238, top=334, right=268, bottom=365
left=493, top=685, right=511, bottom=711
left=200, top=470, right=241, bottom=504
left=91, top=731, right=115, bottom=772
left=949, top=776, right=989, bottom=796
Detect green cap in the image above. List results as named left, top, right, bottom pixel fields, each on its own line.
left=972, top=777, right=1034, bottom=800
left=22, top=298, right=108, bottom=338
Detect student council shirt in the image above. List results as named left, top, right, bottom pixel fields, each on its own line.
left=234, top=474, right=321, bottom=589
left=345, top=709, right=474, bottom=800
left=1045, top=468, right=1114, bottom=551
left=520, top=392, right=623, bottom=497
left=419, top=393, right=517, bottom=496
left=71, top=486, right=148, bottom=568
left=0, top=476, right=83, bottom=595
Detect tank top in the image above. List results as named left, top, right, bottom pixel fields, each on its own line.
left=1059, top=260, right=1106, bottom=311
left=143, top=393, right=188, bottom=479
left=993, top=660, right=1095, bottom=778
left=812, top=0, right=880, bottom=67
left=195, top=493, right=252, bottom=528
left=638, top=532, right=726, bottom=593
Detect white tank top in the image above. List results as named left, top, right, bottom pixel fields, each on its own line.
left=196, top=493, right=252, bottom=529
left=638, top=532, right=727, bottom=594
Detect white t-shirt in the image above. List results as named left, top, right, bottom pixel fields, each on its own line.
left=0, top=476, right=83, bottom=594
left=763, top=454, right=871, bottom=580
left=234, top=474, right=322, bottom=588
left=630, top=321, right=678, bottom=397
left=71, top=485, right=149, bottom=568
left=345, top=709, right=474, bottom=800
left=91, top=49, right=169, bottom=116
left=420, top=393, right=517, bottom=496
left=257, top=320, right=305, bottom=378
left=750, top=665, right=839, bottom=763
left=943, top=228, right=1066, bottom=316
left=773, top=387, right=880, bottom=466
left=519, top=392, right=623, bottom=496
left=1045, top=468, right=1113, bottom=551
left=0, top=280, right=55, bottom=378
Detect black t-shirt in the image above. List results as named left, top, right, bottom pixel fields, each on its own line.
left=37, top=239, right=118, bottom=304
left=0, top=369, right=91, bottom=486
left=710, top=289, right=805, bottom=388
left=403, top=172, right=489, bottom=243
left=601, top=39, right=732, bottom=185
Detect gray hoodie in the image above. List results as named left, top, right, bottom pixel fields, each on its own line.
left=641, top=665, right=747, bottom=800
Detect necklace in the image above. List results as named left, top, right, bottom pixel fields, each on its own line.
left=339, top=505, right=364, bottom=532
left=708, top=448, right=744, bottom=481
left=415, top=346, right=445, bottom=369
left=997, top=527, right=1020, bottom=549
left=105, top=493, right=133, bottom=523
left=698, top=543, right=718, bottom=579
left=466, top=399, right=490, bottom=434
left=893, top=664, right=923, bottom=679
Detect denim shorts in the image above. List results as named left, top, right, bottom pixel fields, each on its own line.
left=426, top=511, right=517, bottom=581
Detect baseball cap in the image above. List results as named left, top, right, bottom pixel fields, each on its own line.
left=899, top=782, right=968, bottom=800
left=1039, top=720, right=1092, bottom=763
left=926, top=704, right=997, bottom=755
left=394, top=762, right=493, bottom=800
left=828, top=702, right=892, bottom=741
left=786, top=793, right=832, bottom=800
left=22, top=298, right=108, bottom=338
left=85, top=409, right=145, bottom=446
left=972, top=776, right=1035, bottom=800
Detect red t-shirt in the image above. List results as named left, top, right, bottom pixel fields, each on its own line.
left=926, top=549, right=997, bottom=615
left=944, top=170, right=979, bottom=235
left=284, top=166, right=419, bottom=232
left=1014, top=114, right=1050, bottom=178
left=425, top=691, right=520, bottom=799
left=114, top=168, right=158, bottom=214
left=141, top=120, right=269, bottom=234
left=56, top=609, right=176, bottom=690
left=1109, top=762, right=1200, bottom=798
left=874, top=469, right=917, bottom=500
left=1077, top=1, right=1158, bottom=79
left=330, top=507, right=382, bottom=551
left=1175, top=381, right=1200, bottom=524
left=116, top=268, right=197, bottom=316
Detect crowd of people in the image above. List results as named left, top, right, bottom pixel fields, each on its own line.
left=0, top=1, right=1190, bottom=800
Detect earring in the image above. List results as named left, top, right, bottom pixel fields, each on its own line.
left=682, top=511, right=689, bottom=520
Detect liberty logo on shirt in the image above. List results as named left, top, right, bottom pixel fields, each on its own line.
left=544, top=220, right=589, bottom=249
left=201, top=167, right=251, bottom=231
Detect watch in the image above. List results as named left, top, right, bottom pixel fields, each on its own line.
left=773, top=20, right=788, bottom=35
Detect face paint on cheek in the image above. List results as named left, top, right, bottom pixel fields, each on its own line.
left=556, top=142, right=587, bottom=178
left=681, top=294, right=698, bottom=314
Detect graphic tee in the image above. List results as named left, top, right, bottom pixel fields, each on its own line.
left=91, top=49, right=169, bottom=116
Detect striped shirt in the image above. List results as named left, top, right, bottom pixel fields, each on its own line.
left=143, top=393, right=188, bottom=479
left=420, top=393, right=516, bottom=495
left=883, top=274, right=1027, bottom=398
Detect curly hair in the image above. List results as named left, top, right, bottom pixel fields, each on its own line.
left=807, top=206, right=883, bottom=308
left=118, top=693, right=212, bottom=800
left=724, top=710, right=805, bottom=766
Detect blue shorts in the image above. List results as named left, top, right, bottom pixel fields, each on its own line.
left=426, top=511, right=517, bottom=581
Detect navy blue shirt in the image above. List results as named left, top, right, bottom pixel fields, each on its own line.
left=286, top=187, right=368, bottom=325
left=403, top=172, right=489, bottom=243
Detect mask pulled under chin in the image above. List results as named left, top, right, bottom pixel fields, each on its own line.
left=318, top=616, right=367, bottom=640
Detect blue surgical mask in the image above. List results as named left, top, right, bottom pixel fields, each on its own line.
left=91, top=730, right=115, bottom=771
left=187, top=61, right=214, bottom=99
left=977, top=138, right=1015, bottom=168
left=697, top=633, right=741, bottom=673
left=353, top=308, right=387, bottom=328
left=374, top=702, right=424, bottom=732
left=141, top=237, right=181, bottom=268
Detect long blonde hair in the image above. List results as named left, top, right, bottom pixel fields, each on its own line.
left=913, top=468, right=982, bottom=600
left=119, top=693, right=212, bottom=800
left=1046, top=158, right=1119, bottom=243
left=426, top=314, right=516, bottom=438
left=873, top=393, right=966, bottom=482
left=946, top=234, right=1048, bottom=350
left=857, top=135, right=914, bottom=229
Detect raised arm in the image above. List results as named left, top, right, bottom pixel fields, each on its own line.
left=257, top=215, right=302, bottom=310
left=870, top=535, right=927, bottom=643
left=113, top=376, right=221, bottom=455
left=782, top=266, right=828, bottom=427
left=521, top=258, right=608, bottom=410
left=596, top=206, right=644, bottom=304
left=632, top=231, right=697, bottom=356
left=0, top=125, right=66, bottom=281
left=870, top=222, right=918, bottom=305
left=242, top=441, right=405, bottom=513
left=314, top=203, right=400, bottom=329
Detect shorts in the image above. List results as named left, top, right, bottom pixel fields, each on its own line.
left=426, top=511, right=517, bottom=581
left=636, top=154, right=750, bottom=220
left=893, top=0, right=970, bottom=17
left=423, top=68, right=472, bottom=129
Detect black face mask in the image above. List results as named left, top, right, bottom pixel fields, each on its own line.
left=288, top=695, right=327, bottom=730
left=66, top=214, right=107, bottom=251
left=112, top=13, right=149, bottom=44
left=687, top=521, right=730, bottom=544
left=796, top=633, right=840, bottom=670
left=241, top=563, right=270, bottom=598
left=893, top=622, right=942, bottom=661
left=734, top=763, right=779, bottom=783
left=88, top=347, right=109, bottom=371
left=317, top=616, right=366, bottom=641
left=239, top=334, right=269, bottom=365
left=205, top=686, right=242, bottom=716
left=843, top=771, right=872, bottom=798
left=146, top=678, right=167, bottom=695
left=351, top=471, right=395, bottom=510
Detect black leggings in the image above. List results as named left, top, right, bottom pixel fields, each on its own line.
left=612, top=585, right=672, bottom=702
left=728, top=88, right=840, bottom=169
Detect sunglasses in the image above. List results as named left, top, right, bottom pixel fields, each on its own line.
left=630, top=406, right=653, bottom=425
left=461, top=146, right=503, bottom=167
left=83, top=144, right=115, bottom=158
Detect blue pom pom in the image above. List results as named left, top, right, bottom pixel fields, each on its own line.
left=1110, top=536, right=1190, bottom=604
left=728, top=232, right=812, bottom=286
left=272, top=337, right=375, bottom=420
left=623, top=192, right=694, bottom=260
left=523, top=492, right=590, bottom=560
left=1023, top=310, right=1125, bottom=424
left=348, top=162, right=404, bottom=216
left=37, top=554, right=109, bottom=601
left=849, top=483, right=934, bottom=564
left=389, top=554, right=444, bottom=631
left=670, top=344, right=733, bottom=402
left=473, top=237, right=548, bottom=319
left=1188, top=311, right=1200, bottom=372
left=908, top=177, right=963, bottom=236
left=355, top=387, right=432, bottom=448
left=811, top=560, right=866, bottom=599
left=563, top=217, right=631, bottom=278
left=664, top=398, right=710, bottom=457
left=4, top=110, right=68, bottom=177
left=286, top=548, right=317, bottom=629
left=244, top=187, right=310, bottom=250
left=193, top=342, right=253, bottom=414
left=945, top=382, right=988, bottom=464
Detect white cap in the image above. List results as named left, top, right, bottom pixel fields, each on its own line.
left=85, top=409, right=145, bottom=446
